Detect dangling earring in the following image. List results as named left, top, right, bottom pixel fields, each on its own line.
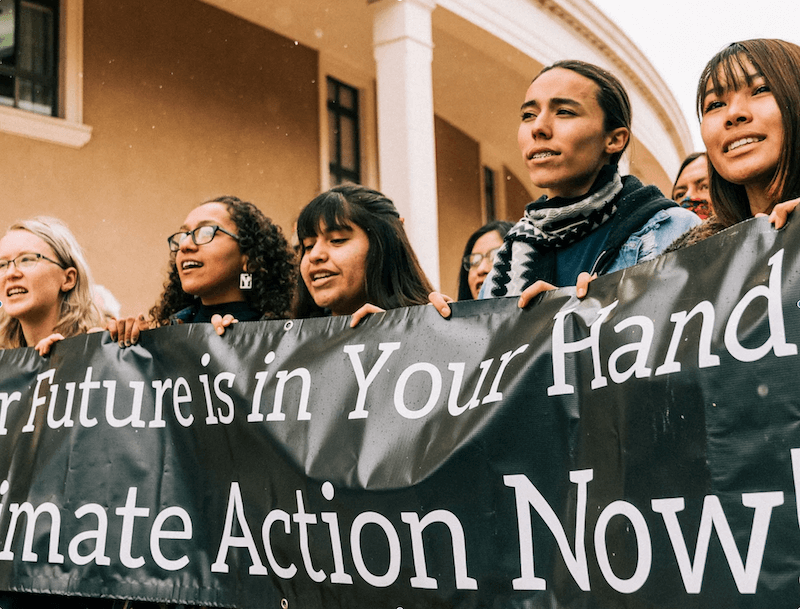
left=239, top=272, right=253, bottom=290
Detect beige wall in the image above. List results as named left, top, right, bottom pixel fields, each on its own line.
left=434, top=117, right=483, bottom=299
left=0, top=0, right=320, bottom=315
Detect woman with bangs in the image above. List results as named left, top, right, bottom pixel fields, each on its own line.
left=0, top=217, right=102, bottom=354
left=669, top=38, right=800, bottom=249
left=295, top=184, right=433, bottom=324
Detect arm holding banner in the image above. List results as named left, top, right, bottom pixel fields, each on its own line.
left=107, top=314, right=150, bottom=347
left=429, top=271, right=596, bottom=318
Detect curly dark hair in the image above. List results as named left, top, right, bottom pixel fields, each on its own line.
left=149, top=196, right=297, bottom=325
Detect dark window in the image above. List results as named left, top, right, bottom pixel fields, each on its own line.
left=483, top=166, right=496, bottom=221
left=327, top=77, right=360, bottom=185
left=0, top=0, right=58, bottom=116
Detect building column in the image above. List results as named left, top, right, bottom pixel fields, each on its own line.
left=371, top=0, right=440, bottom=289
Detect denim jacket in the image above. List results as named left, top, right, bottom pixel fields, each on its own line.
left=604, top=206, right=700, bottom=274
left=479, top=206, right=700, bottom=298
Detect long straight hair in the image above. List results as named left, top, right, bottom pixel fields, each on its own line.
left=697, top=39, right=800, bottom=227
left=295, top=185, right=433, bottom=317
left=0, top=217, right=102, bottom=348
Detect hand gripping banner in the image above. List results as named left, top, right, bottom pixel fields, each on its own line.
left=0, top=217, right=800, bottom=608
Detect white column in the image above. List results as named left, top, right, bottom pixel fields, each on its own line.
left=371, top=0, right=440, bottom=289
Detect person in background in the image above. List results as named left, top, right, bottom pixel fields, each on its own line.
left=295, top=184, right=433, bottom=325
left=672, top=152, right=712, bottom=219
left=669, top=39, right=800, bottom=249
left=458, top=220, right=513, bottom=301
left=111, top=195, right=296, bottom=346
left=0, top=217, right=102, bottom=355
left=431, top=59, right=700, bottom=316
left=92, top=284, right=122, bottom=322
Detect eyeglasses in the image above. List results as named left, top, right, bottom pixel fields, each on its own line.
left=463, top=247, right=501, bottom=271
left=0, top=253, right=65, bottom=275
left=167, top=225, right=239, bottom=252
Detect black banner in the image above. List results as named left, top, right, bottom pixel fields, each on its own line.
left=1, top=217, right=800, bottom=608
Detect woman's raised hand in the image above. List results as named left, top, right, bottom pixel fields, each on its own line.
left=211, top=313, right=238, bottom=336
left=349, top=304, right=386, bottom=328
left=107, top=314, right=150, bottom=347
left=35, top=333, right=65, bottom=356
left=428, top=292, right=454, bottom=318
left=767, top=197, right=800, bottom=229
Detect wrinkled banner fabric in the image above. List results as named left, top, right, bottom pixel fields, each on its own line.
left=1, top=217, right=800, bottom=608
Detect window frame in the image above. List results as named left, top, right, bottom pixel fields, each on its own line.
left=326, top=76, right=361, bottom=186
left=0, top=0, right=59, bottom=116
left=0, top=0, right=91, bottom=148
left=317, top=56, right=376, bottom=191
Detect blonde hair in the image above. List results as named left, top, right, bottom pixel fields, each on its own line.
left=0, top=217, right=102, bottom=348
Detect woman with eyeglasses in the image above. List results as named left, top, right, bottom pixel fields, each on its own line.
left=111, top=195, right=296, bottom=346
left=0, top=217, right=102, bottom=354
left=457, top=221, right=513, bottom=301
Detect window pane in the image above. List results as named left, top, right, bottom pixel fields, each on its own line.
left=17, top=78, right=50, bottom=112
left=19, top=2, right=54, bottom=76
left=339, top=86, right=355, bottom=110
left=0, top=0, right=15, bottom=67
left=328, top=108, right=338, bottom=161
left=0, top=73, right=13, bottom=106
left=340, top=115, right=356, bottom=171
left=327, top=76, right=360, bottom=184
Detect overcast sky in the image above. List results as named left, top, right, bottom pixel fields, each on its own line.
left=589, top=0, right=800, bottom=151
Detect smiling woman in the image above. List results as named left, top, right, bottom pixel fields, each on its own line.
left=295, top=185, right=433, bottom=320
left=667, top=39, right=800, bottom=249
left=0, top=217, right=102, bottom=352
left=111, top=196, right=297, bottom=347
left=150, top=196, right=297, bottom=326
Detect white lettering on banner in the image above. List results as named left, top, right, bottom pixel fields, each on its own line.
left=0, top=390, right=22, bottom=435
left=0, top=485, right=193, bottom=571
left=68, top=503, right=111, bottom=566
left=548, top=302, right=618, bottom=396
left=505, top=468, right=788, bottom=594
left=210, top=482, right=477, bottom=590
left=345, top=342, right=402, bottom=419
left=346, top=342, right=528, bottom=421
left=0, top=445, right=795, bottom=597
left=724, top=249, right=798, bottom=362
left=652, top=492, right=783, bottom=594
left=248, top=352, right=313, bottom=423
left=594, top=501, right=651, bottom=593
left=211, top=482, right=268, bottom=575
left=505, top=470, right=592, bottom=591
left=7, top=338, right=529, bottom=433
left=548, top=248, right=797, bottom=396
